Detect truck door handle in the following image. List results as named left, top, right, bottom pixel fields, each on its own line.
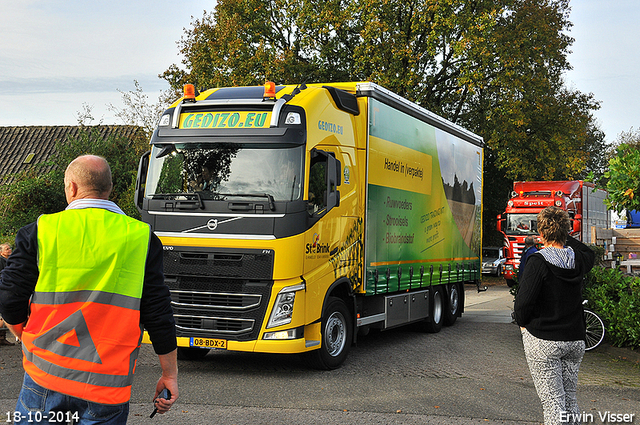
left=175, top=201, right=201, bottom=210
left=228, top=203, right=253, bottom=211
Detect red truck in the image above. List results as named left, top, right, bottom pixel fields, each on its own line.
left=496, top=180, right=610, bottom=286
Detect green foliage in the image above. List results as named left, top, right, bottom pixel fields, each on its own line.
left=164, top=0, right=603, bottom=180
left=164, top=0, right=607, bottom=252
left=578, top=124, right=610, bottom=183
left=604, top=132, right=640, bottom=214
left=584, top=267, right=640, bottom=349
left=0, top=169, right=66, bottom=240
left=0, top=127, right=147, bottom=240
left=589, top=244, right=607, bottom=267
left=49, top=127, right=148, bottom=213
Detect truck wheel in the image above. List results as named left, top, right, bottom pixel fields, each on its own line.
left=177, top=347, right=210, bottom=360
left=444, top=282, right=461, bottom=326
left=306, top=297, right=352, bottom=370
left=422, top=286, right=444, bottom=333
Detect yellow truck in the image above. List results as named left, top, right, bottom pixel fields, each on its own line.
left=135, top=82, right=484, bottom=369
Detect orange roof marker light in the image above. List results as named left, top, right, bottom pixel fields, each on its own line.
left=263, top=81, right=276, bottom=100
left=183, top=84, right=196, bottom=102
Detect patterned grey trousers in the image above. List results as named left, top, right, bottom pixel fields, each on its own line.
left=522, top=328, right=585, bottom=425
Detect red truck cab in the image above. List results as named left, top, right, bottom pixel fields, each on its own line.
left=496, top=181, right=601, bottom=286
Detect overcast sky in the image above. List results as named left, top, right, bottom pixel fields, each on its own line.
left=0, top=0, right=637, bottom=144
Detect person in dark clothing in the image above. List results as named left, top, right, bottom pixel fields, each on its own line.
left=0, top=243, right=10, bottom=270
left=515, top=206, right=595, bottom=425
left=517, top=235, right=538, bottom=282
left=0, top=243, right=14, bottom=345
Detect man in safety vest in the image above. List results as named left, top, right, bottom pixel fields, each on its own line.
left=0, top=155, right=178, bottom=424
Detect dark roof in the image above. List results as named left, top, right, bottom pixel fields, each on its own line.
left=0, top=126, right=143, bottom=184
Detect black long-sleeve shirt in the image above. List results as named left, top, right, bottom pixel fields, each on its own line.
left=0, top=220, right=177, bottom=355
left=514, top=236, right=595, bottom=341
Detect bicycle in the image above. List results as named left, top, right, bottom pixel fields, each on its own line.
left=583, top=301, right=605, bottom=351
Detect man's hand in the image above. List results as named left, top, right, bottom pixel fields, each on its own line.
left=5, top=321, right=25, bottom=342
left=153, top=349, right=178, bottom=414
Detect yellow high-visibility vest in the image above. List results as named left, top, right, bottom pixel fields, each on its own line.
left=22, top=208, right=150, bottom=405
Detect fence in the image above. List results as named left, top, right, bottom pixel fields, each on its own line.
left=594, top=228, right=640, bottom=274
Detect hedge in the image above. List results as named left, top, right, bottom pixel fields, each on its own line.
left=584, top=267, right=640, bottom=349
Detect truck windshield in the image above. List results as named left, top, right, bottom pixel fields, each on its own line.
left=505, top=213, right=538, bottom=235
left=145, top=143, right=303, bottom=202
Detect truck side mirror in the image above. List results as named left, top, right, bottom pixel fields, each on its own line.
left=572, top=214, right=582, bottom=234
left=308, top=149, right=342, bottom=217
left=326, top=152, right=341, bottom=209
left=496, top=214, right=503, bottom=232
left=135, top=151, right=150, bottom=211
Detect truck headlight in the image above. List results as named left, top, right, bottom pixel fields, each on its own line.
left=505, top=264, right=514, bottom=271
left=158, top=114, right=171, bottom=127
left=263, top=327, right=304, bottom=340
left=285, top=112, right=302, bottom=125
left=267, top=283, right=305, bottom=328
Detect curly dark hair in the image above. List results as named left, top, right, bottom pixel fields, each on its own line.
left=537, top=206, right=571, bottom=245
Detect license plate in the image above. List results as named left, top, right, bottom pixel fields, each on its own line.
left=190, top=337, right=227, bottom=349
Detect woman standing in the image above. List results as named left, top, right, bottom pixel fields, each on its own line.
left=514, top=206, right=595, bottom=425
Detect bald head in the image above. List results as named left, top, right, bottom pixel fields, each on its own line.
left=64, top=155, right=113, bottom=203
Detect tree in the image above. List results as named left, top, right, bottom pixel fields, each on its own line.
left=0, top=127, right=148, bottom=240
left=578, top=122, right=609, bottom=183
left=161, top=0, right=606, bottom=244
left=0, top=169, right=67, bottom=239
left=163, top=0, right=498, bottom=100
left=604, top=129, right=640, bottom=214
left=51, top=127, right=149, bottom=217
left=108, top=80, right=175, bottom=138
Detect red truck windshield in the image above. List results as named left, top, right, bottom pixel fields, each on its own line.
left=504, top=213, right=538, bottom=236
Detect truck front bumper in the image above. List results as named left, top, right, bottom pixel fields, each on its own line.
left=143, top=322, right=322, bottom=355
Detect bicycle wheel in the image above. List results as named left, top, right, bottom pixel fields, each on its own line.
left=584, top=309, right=605, bottom=351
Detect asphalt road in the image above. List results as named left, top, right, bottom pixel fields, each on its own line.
left=1, top=282, right=638, bottom=425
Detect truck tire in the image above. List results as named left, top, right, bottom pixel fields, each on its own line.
left=444, top=282, right=461, bottom=326
left=306, top=297, right=352, bottom=370
left=422, top=285, right=443, bottom=333
left=177, top=347, right=210, bottom=360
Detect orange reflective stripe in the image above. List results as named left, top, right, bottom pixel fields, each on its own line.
left=22, top=361, right=136, bottom=405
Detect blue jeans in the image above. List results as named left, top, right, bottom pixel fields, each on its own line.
left=15, top=373, right=129, bottom=424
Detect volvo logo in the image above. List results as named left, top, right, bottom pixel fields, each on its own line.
left=183, top=216, right=243, bottom=234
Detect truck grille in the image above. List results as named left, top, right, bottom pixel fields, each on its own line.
left=164, top=249, right=273, bottom=279
left=173, top=314, right=255, bottom=335
left=163, top=247, right=274, bottom=341
left=171, top=290, right=262, bottom=310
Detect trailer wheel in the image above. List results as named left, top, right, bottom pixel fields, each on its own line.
left=306, top=297, right=352, bottom=370
left=177, top=347, right=210, bottom=360
left=422, top=286, right=443, bottom=333
left=444, top=283, right=461, bottom=326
